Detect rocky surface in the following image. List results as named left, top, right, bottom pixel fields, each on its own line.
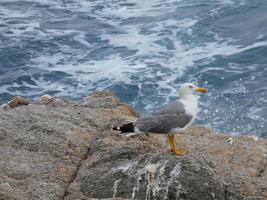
left=0, top=92, right=266, bottom=200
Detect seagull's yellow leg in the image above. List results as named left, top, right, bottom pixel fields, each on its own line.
left=167, top=134, right=174, bottom=152
left=170, top=134, right=188, bottom=156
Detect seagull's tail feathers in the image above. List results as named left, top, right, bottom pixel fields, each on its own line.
left=112, top=122, right=135, bottom=133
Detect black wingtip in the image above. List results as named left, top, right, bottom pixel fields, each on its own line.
left=112, top=126, right=120, bottom=131
left=112, top=122, right=134, bottom=133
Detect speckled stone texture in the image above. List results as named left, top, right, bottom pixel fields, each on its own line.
left=0, top=92, right=266, bottom=200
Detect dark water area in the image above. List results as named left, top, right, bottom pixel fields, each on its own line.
left=0, top=0, right=266, bottom=137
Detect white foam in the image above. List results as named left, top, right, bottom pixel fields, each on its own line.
left=98, top=0, right=182, bottom=18
left=4, top=0, right=263, bottom=97
left=1, top=0, right=266, bottom=136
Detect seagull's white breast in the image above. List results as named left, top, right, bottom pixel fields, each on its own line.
left=178, top=94, right=199, bottom=130
left=180, top=95, right=198, bottom=116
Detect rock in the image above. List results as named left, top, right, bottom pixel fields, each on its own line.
left=7, top=96, right=30, bottom=108
left=65, top=134, right=227, bottom=200
left=38, top=94, right=70, bottom=106
left=82, top=91, right=139, bottom=117
left=82, top=91, right=122, bottom=108
left=0, top=92, right=266, bottom=200
left=0, top=183, right=14, bottom=200
left=38, top=94, right=55, bottom=104
left=0, top=103, right=10, bottom=110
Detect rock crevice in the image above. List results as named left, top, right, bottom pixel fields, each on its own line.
left=0, top=92, right=266, bottom=200
left=63, top=146, right=91, bottom=199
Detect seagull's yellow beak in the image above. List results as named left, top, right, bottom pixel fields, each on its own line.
left=195, top=87, right=208, bottom=93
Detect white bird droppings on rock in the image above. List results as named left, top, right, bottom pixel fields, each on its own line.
left=227, top=137, right=234, bottom=145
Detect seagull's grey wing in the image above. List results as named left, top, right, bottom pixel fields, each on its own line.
left=135, top=113, right=192, bottom=134
left=151, top=100, right=185, bottom=116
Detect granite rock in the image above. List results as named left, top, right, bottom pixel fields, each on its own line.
left=0, top=92, right=266, bottom=200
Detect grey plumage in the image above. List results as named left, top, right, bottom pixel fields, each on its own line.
left=135, top=100, right=193, bottom=133
left=152, top=101, right=186, bottom=116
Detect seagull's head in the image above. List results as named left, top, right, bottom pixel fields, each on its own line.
left=179, top=82, right=207, bottom=97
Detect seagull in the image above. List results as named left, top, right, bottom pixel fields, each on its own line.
left=113, top=82, right=207, bottom=156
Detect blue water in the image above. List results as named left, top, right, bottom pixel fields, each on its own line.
left=0, top=0, right=266, bottom=137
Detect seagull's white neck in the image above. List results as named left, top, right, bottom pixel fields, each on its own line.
left=180, top=94, right=199, bottom=116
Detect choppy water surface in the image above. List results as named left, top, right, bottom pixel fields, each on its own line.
left=0, top=0, right=266, bottom=137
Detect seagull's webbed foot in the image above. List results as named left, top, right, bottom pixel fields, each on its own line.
left=168, top=134, right=188, bottom=156
left=172, top=148, right=188, bottom=156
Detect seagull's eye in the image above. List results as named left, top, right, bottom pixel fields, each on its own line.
left=189, top=85, right=193, bottom=88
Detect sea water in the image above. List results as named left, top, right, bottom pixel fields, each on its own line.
left=0, top=0, right=266, bottom=137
